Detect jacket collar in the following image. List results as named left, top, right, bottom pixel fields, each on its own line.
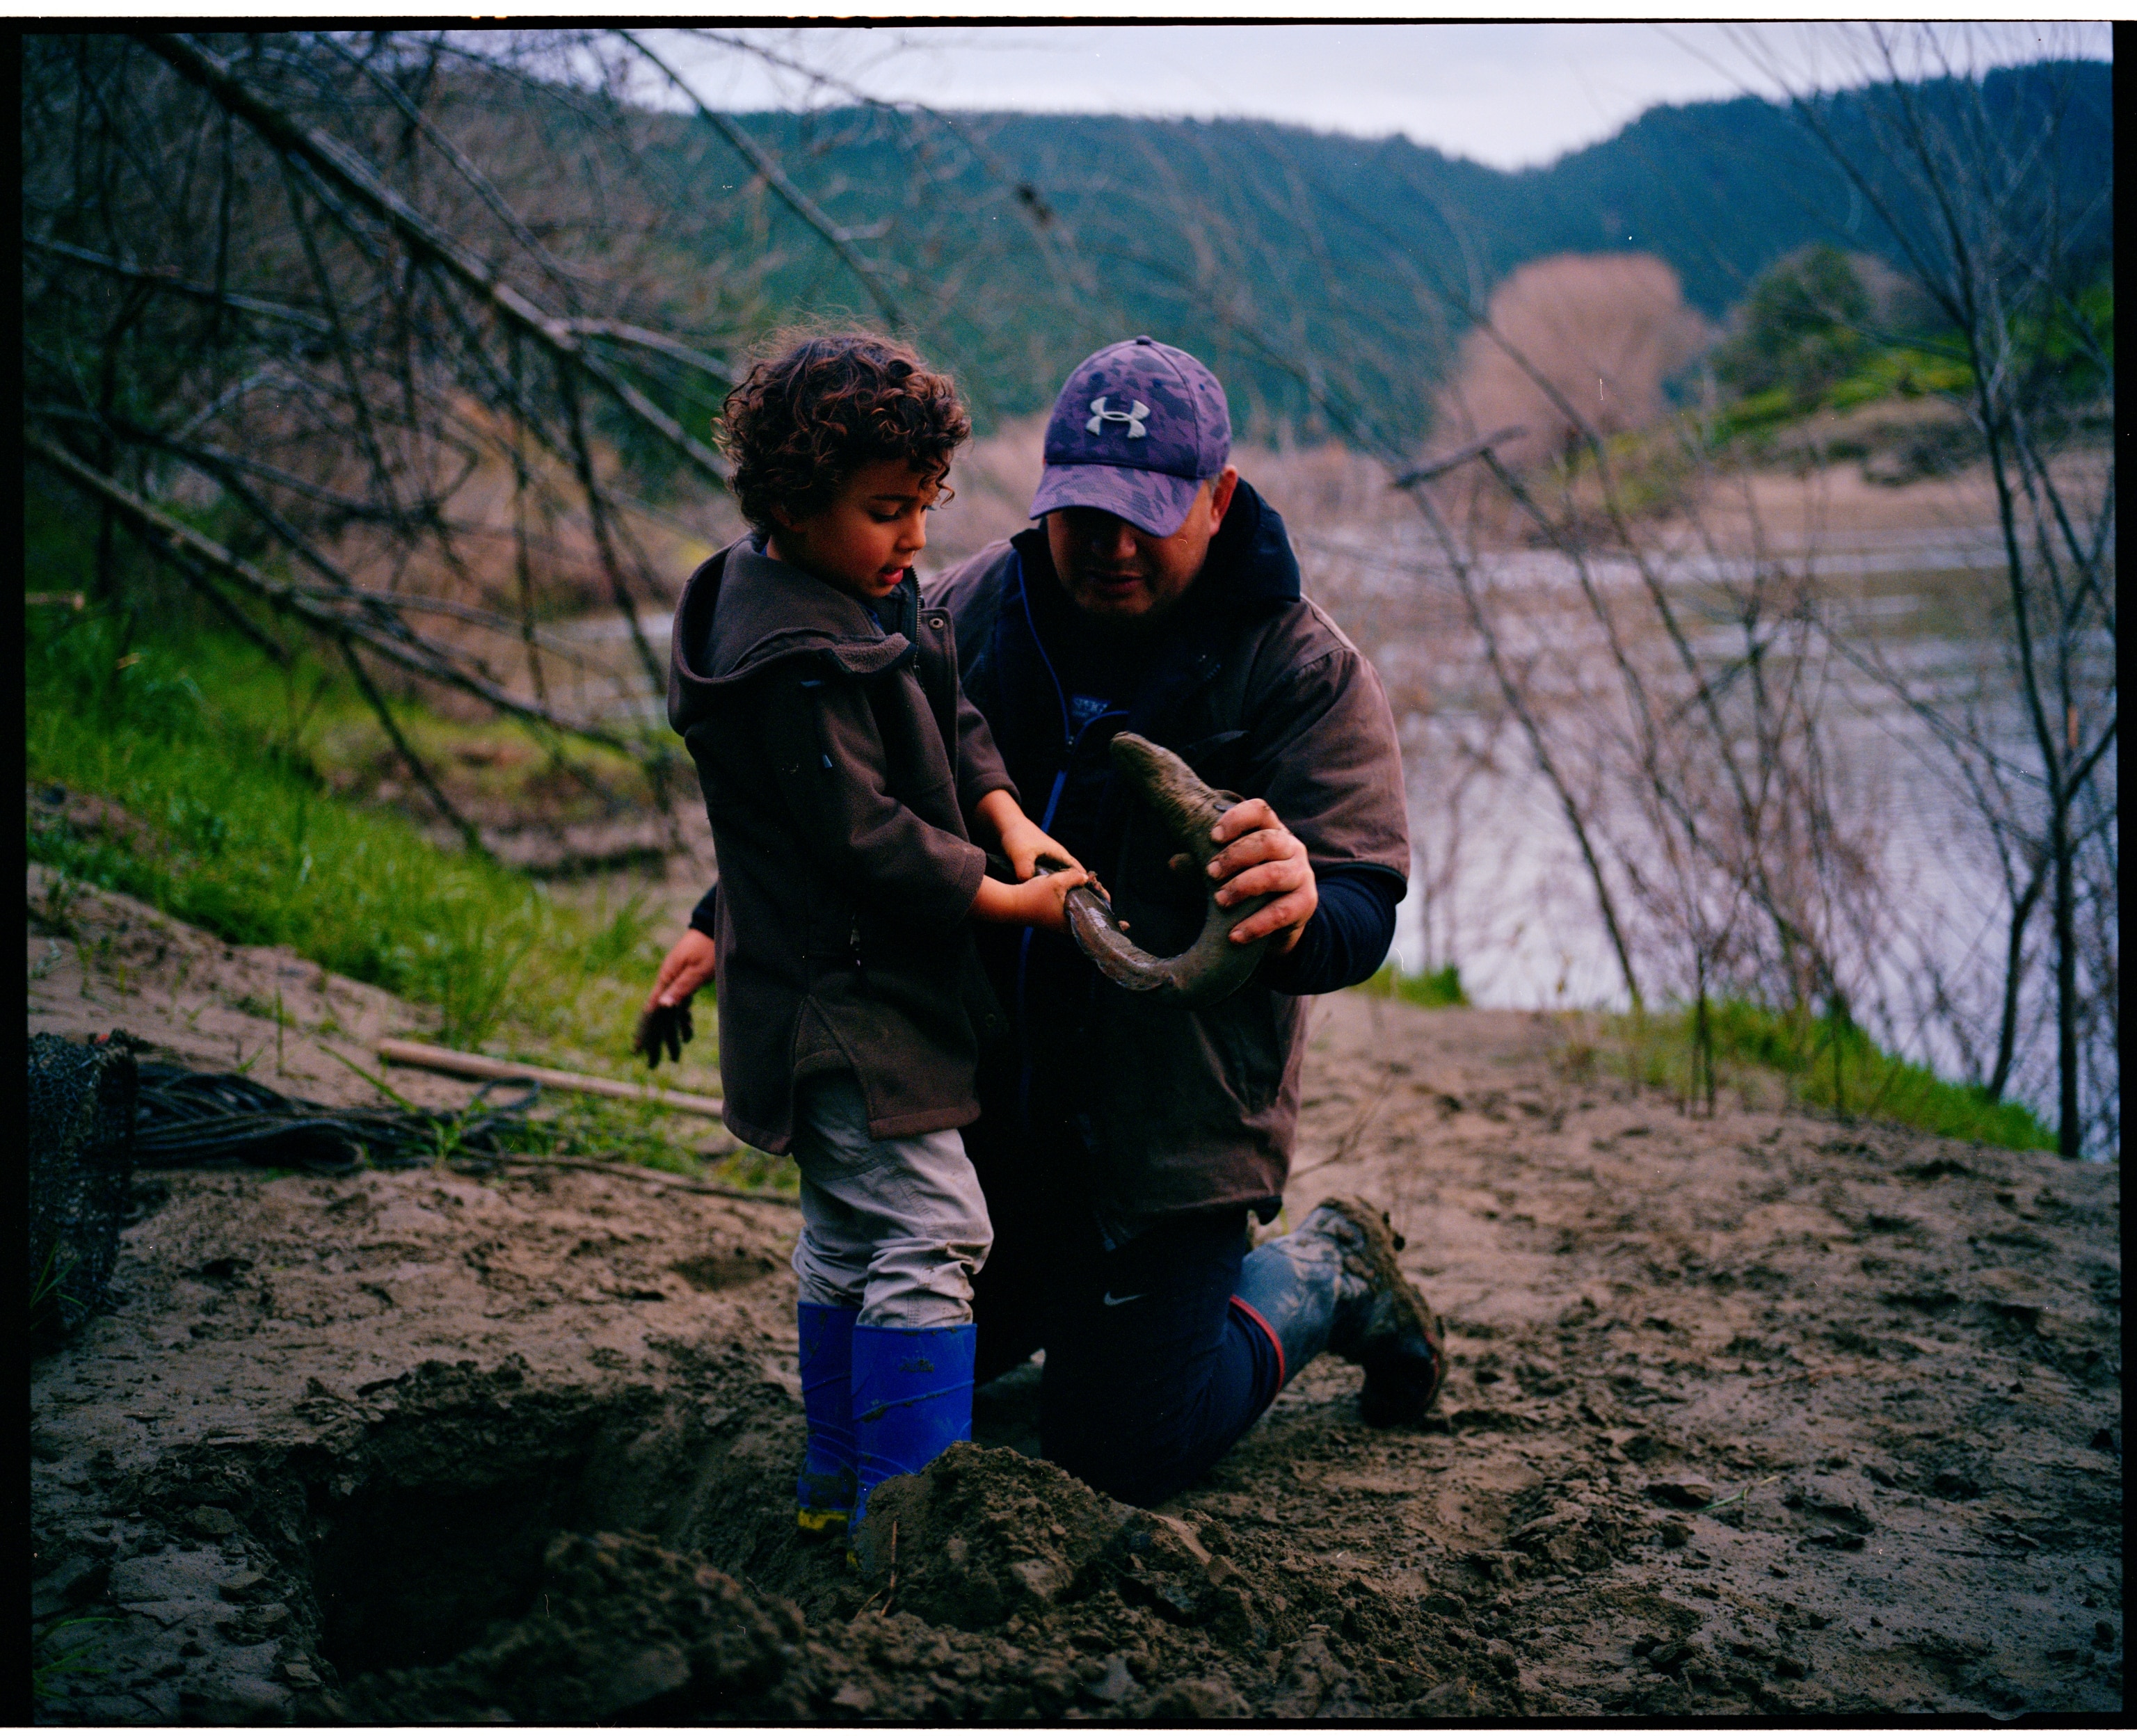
left=670, top=536, right=916, bottom=725
left=1005, top=476, right=1299, bottom=621
left=1206, top=478, right=1302, bottom=609
left=984, top=478, right=1300, bottom=787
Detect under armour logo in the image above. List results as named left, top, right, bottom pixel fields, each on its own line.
left=1087, top=396, right=1149, bottom=438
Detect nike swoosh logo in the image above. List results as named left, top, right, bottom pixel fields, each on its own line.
left=1102, top=1291, right=1146, bottom=1308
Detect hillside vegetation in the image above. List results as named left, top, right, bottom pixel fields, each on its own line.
left=701, top=61, right=2111, bottom=442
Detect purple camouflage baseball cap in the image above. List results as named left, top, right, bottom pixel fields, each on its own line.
left=1030, top=335, right=1233, bottom=538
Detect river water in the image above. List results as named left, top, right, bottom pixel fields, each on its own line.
left=1295, top=524, right=2033, bottom=998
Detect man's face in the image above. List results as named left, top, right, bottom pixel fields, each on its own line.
left=1045, top=466, right=1239, bottom=628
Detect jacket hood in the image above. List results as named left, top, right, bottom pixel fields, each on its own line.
left=669, top=536, right=917, bottom=733
left=1208, top=478, right=1302, bottom=609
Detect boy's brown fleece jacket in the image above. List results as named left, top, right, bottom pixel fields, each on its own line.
left=668, top=536, right=1016, bottom=1153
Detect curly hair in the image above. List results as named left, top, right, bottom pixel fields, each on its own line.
left=717, top=330, right=971, bottom=531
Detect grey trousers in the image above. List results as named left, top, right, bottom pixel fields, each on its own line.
left=789, top=1072, right=993, bottom=1328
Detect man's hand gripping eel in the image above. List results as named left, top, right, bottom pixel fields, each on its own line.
left=1034, top=732, right=1274, bottom=1008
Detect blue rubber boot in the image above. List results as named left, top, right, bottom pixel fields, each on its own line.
left=795, top=1303, right=860, bottom=1537
left=1232, top=1198, right=1445, bottom=1426
left=849, top=1322, right=977, bottom=1538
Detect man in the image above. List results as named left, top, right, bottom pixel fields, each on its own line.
left=643, top=336, right=1443, bottom=1507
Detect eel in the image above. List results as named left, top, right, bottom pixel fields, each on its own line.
left=1036, top=732, right=1274, bottom=1008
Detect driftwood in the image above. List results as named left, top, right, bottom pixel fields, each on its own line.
left=472, top=1152, right=797, bottom=1207
left=378, top=1038, right=725, bottom=1118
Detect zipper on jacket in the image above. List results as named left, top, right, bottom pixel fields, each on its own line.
left=1007, top=548, right=1128, bottom=1136
left=1014, top=551, right=1073, bottom=757
left=1013, top=769, right=1066, bottom=1136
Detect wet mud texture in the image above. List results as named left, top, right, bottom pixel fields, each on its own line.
left=29, top=886, right=2124, bottom=1721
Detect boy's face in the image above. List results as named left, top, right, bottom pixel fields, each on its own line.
left=769, top=458, right=941, bottom=604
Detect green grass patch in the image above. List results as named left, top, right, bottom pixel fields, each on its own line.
left=1597, top=999, right=2056, bottom=1152
left=25, top=603, right=680, bottom=1072
left=1357, top=961, right=1469, bottom=1010
left=1701, top=346, right=1978, bottom=449
left=26, top=600, right=767, bottom=1178
left=489, top=1091, right=714, bottom=1178
left=701, top=1142, right=803, bottom=1197
left=22, top=483, right=661, bottom=830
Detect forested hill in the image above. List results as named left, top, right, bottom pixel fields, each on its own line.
left=703, top=59, right=2110, bottom=441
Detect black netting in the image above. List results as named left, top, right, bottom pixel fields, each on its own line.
left=30, top=1032, right=548, bottom=1337
left=132, top=1065, right=540, bottom=1174
left=29, top=1031, right=138, bottom=1337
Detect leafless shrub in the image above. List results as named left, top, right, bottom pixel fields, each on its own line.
left=22, top=29, right=1071, bottom=848
left=1728, top=26, right=2116, bottom=1154
left=1218, top=35, right=2113, bottom=1152
left=1436, top=253, right=1713, bottom=474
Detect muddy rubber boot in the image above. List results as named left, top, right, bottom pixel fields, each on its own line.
left=1232, top=1197, right=1445, bottom=1426
left=848, top=1322, right=976, bottom=1553
left=795, top=1302, right=860, bottom=1538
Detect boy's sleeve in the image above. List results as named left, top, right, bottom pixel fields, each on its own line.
left=954, top=686, right=1018, bottom=817
left=764, top=670, right=989, bottom=932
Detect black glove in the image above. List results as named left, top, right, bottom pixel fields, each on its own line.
left=633, top=997, right=694, bottom=1068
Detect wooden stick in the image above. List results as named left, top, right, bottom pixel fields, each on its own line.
left=1389, top=425, right=1528, bottom=488
left=472, top=1152, right=796, bottom=1207
left=378, top=1038, right=725, bottom=1118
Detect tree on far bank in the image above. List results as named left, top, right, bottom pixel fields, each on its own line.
left=1436, top=252, right=1711, bottom=473
left=1711, top=244, right=1873, bottom=404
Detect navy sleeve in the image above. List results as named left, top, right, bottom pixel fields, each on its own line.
left=1259, top=865, right=1402, bottom=997
left=688, top=883, right=719, bottom=938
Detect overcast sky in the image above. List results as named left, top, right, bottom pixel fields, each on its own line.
left=655, top=22, right=2111, bottom=172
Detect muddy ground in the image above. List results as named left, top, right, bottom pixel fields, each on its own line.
left=29, top=867, right=2123, bottom=1721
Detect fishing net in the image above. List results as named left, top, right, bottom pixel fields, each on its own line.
left=29, top=1031, right=138, bottom=1337
left=134, top=1063, right=541, bottom=1174
left=29, top=1030, right=544, bottom=1336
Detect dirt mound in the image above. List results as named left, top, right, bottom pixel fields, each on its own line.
left=858, top=1441, right=1134, bottom=1623
left=340, top=1532, right=810, bottom=1723
left=845, top=1441, right=1510, bottom=1716
left=338, top=1442, right=1512, bottom=1725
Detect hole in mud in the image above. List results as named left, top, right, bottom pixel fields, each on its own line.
left=301, top=1379, right=767, bottom=1684
left=311, top=1463, right=595, bottom=1676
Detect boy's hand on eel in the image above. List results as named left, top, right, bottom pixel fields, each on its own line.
left=997, top=816, right=1083, bottom=883
left=977, top=789, right=1084, bottom=883
left=973, top=867, right=1089, bottom=933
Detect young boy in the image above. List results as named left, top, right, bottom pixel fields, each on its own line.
left=663, top=332, right=1084, bottom=1543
